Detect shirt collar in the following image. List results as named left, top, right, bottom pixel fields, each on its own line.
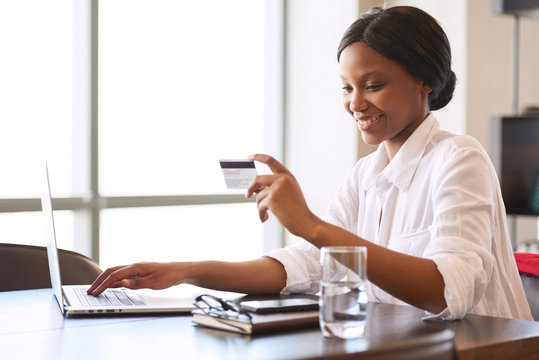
left=361, top=113, right=438, bottom=191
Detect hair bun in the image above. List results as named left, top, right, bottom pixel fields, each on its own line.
left=429, top=70, right=456, bottom=111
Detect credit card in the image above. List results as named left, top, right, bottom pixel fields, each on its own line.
left=219, top=159, right=257, bottom=189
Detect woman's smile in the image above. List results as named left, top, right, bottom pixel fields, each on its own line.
left=354, top=113, right=385, bottom=131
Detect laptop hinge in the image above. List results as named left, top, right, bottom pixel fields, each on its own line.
left=62, top=287, right=72, bottom=307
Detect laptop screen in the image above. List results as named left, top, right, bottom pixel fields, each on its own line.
left=41, top=162, right=66, bottom=314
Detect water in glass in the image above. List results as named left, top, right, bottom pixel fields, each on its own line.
left=320, top=280, right=367, bottom=339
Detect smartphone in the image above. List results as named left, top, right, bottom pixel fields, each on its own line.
left=239, top=298, right=319, bottom=314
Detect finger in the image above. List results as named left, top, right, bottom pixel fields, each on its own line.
left=260, top=210, right=269, bottom=222
left=90, top=265, right=146, bottom=296
left=256, top=200, right=269, bottom=222
left=87, top=265, right=126, bottom=294
left=92, top=279, right=131, bottom=296
left=256, top=190, right=271, bottom=222
left=246, top=174, right=278, bottom=198
left=248, top=154, right=290, bottom=175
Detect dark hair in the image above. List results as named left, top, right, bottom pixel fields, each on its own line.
left=337, top=6, right=456, bottom=111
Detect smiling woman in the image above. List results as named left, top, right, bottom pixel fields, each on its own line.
left=88, top=5, right=533, bottom=323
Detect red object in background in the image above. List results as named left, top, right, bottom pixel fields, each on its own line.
left=514, top=252, right=539, bottom=278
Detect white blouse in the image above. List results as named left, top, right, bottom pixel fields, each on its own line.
left=266, top=114, right=533, bottom=320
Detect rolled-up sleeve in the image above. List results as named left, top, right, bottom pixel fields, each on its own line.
left=265, top=239, right=322, bottom=294
left=423, top=147, right=496, bottom=320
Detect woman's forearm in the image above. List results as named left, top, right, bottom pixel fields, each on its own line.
left=308, top=220, right=447, bottom=314
left=88, top=257, right=287, bottom=296
left=183, top=257, right=287, bottom=295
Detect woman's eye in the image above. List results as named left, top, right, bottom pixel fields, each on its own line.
left=366, top=84, right=383, bottom=91
left=341, top=86, right=353, bottom=92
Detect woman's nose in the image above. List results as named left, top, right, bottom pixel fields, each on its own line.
left=349, top=91, right=368, bottom=113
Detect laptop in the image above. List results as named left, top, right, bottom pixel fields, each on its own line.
left=41, top=162, right=198, bottom=316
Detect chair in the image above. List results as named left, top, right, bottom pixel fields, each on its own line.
left=521, top=273, right=539, bottom=321
left=0, top=243, right=102, bottom=292
left=514, top=252, right=539, bottom=321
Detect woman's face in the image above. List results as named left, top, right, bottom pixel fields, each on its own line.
left=340, top=42, right=431, bottom=159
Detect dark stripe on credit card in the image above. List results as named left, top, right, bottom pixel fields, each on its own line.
left=219, top=161, right=255, bottom=169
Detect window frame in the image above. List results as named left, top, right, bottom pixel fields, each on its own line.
left=0, top=0, right=285, bottom=263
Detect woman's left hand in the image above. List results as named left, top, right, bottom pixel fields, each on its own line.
left=246, top=154, right=320, bottom=238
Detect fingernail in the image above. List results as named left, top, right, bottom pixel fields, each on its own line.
left=248, top=155, right=255, bottom=160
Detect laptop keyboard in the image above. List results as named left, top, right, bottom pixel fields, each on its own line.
left=74, top=287, right=146, bottom=307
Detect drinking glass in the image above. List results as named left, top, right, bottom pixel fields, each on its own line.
left=319, top=246, right=367, bottom=339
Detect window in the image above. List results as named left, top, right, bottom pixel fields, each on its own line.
left=99, top=0, right=266, bottom=196
left=97, top=0, right=273, bottom=268
left=0, top=0, right=76, bottom=251
left=0, top=0, right=282, bottom=269
left=99, top=204, right=263, bottom=267
left=0, top=1, right=73, bottom=197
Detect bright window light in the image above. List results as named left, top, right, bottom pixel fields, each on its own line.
left=0, top=1, right=73, bottom=198
left=0, top=211, right=74, bottom=250
left=99, top=0, right=265, bottom=196
left=99, top=203, right=263, bottom=269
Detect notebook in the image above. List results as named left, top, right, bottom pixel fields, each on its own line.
left=192, top=309, right=320, bottom=335
left=41, top=162, right=199, bottom=316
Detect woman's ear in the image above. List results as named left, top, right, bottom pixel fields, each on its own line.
left=422, top=83, right=432, bottom=95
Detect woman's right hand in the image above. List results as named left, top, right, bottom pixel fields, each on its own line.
left=86, top=262, right=186, bottom=296
left=86, top=258, right=287, bottom=297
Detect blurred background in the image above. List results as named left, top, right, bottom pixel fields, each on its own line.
left=0, top=0, right=538, bottom=269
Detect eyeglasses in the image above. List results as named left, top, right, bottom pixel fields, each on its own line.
left=194, top=294, right=252, bottom=321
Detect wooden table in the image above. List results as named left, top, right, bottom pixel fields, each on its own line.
left=0, top=289, right=538, bottom=359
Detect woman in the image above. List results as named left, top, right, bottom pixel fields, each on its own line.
left=88, top=6, right=532, bottom=320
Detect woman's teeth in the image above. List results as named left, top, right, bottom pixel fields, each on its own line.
left=357, top=114, right=383, bottom=125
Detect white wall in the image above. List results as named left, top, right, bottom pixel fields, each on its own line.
left=520, top=17, right=539, bottom=112
left=285, top=0, right=359, bottom=243
left=466, top=0, right=514, bottom=150
left=466, top=0, right=539, bottom=244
